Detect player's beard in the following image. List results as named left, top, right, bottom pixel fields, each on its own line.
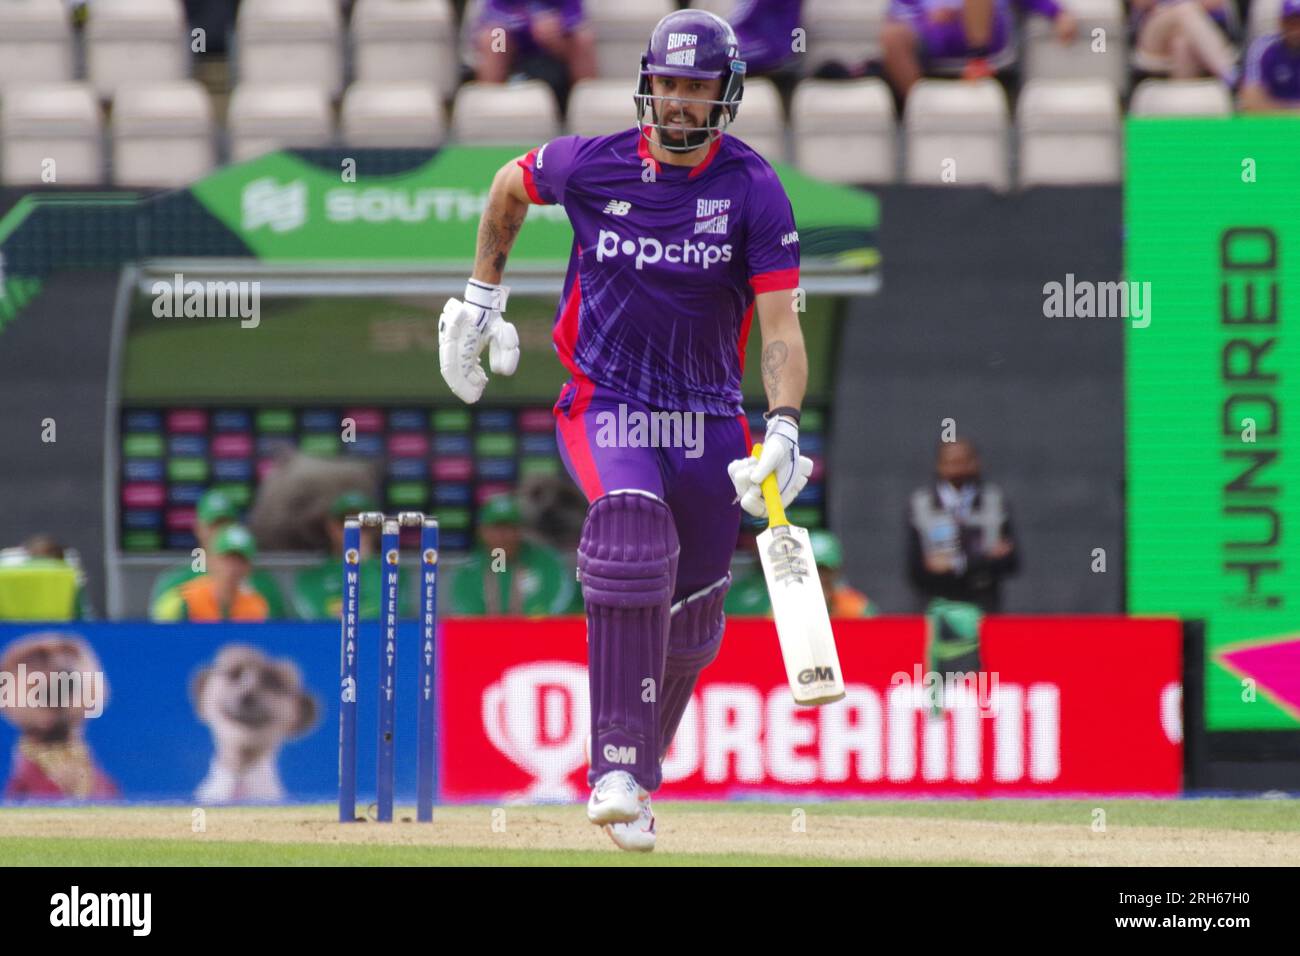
left=654, top=103, right=712, bottom=151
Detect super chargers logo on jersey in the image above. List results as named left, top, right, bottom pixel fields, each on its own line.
left=595, top=228, right=733, bottom=271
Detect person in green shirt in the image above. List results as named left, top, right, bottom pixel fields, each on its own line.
left=291, top=491, right=416, bottom=621
left=151, top=525, right=271, bottom=622
left=448, top=494, right=579, bottom=616
left=149, top=489, right=287, bottom=619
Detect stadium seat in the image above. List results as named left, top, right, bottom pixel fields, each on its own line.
left=806, top=0, right=888, bottom=73
left=341, top=83, right=446, bottom=148
left=451, top=81, right=560, bottom=145
left=725, top=76, right=786, bottom=161
left=586, top=0, right=674, bottom=79
left=1247, top=0, right=1284, bottom=45
left=1017, top=80, right=1120, bottom=187
left=228, top=85, right=335, bottom=162
left=111, top=81, right=216, bottom=188
left=568, top=79, right=637, bottom=137
left=351, top=0, right=459, bottom=100
left=904, top=79, right=1009, bottom=191
left=235, top=0, right=344, bottom=98
left=792, top=78, right=896, bottom=184
left=1129, top=78, right=1233, bottom=116
left=0, top=0, right=74, bottom=92
left=1022, top=0, right=1129, bottom=93
left=86, top=0, right=189, bottom=100
left=1, top=84, right=103, bottom=186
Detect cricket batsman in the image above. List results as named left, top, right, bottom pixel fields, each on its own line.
left=440, top=9, right=813, bottom=851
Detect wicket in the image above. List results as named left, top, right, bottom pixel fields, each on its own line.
left=338, top=510, right=439, bottom=823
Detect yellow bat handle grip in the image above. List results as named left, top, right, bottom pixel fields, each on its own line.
left=751, top=443, right=790, bottom=529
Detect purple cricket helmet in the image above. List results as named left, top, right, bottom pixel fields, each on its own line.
left=634, top=9, right=746, bottom=153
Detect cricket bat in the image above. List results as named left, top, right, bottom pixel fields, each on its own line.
left=751, top=443, right=846, bottom=706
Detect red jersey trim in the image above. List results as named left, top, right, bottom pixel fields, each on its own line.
left=688, top=134, right=724, bottom=178
left=736, top=301, right=756, bottom=375
left=516, top=149, right=549, bottom=205
left=636, top=131, right=723, bottom=178
left=636, top=132, right=661, bottom=176
left=553, top=244, right=583, bottom=375
left=750, top=268, right=800, bottom=294
left=555, top=377, right=606, bottom=500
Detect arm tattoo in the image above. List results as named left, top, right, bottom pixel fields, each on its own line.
left=479, top=206, right=526, bottom=281
left=761, top=340, right=789, bottom=398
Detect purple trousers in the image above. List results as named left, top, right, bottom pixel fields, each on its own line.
left=555, top=377, right=750, bottom=599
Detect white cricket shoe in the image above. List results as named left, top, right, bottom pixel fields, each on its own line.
left=604, top=794, right=656, bottom=852
left=586, top=770, right=644, bottom=825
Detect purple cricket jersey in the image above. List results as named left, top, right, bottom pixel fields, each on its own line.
left=729, top=0, right=804, bottom=73
left=516, top=127, right=800, bottom=418
left=1244, top=35, right=1300, bottom=102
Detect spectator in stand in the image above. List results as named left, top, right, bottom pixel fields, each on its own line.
left=150, top=489, right=286, bottom=619
left=881, top=0, right=1077, bottom=97
left=906, top=438, right=1019, bottom=613
left=448, top=494, right=579, bottom=615
left=0, top=536, right=89, bottom=621
left=151, top=525, right=270, bottom=622
left=810, top=530, right=878, bottom=618
left=1131, top=0, right=1238, bottom=82
left=474, top=0, right=597, bottom=85
left=729, top=0, right=805, bottom=76
left=1239, top=0, right=1300, bottom=111
left=291, top=491, right=414, bottom=621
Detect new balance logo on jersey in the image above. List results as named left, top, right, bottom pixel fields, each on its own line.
left=596, top=228, right=732, bottom=270
left=603, top=200, right=632, bottom=216
left=603, top=743, right=637, bottom=764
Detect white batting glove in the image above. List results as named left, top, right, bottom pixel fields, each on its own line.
left=438, top=279, right=520, bottom=404
left=727, top=414, right=813, bottom=519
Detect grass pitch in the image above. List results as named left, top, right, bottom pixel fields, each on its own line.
left=1, top=799, right=1296, bottom=866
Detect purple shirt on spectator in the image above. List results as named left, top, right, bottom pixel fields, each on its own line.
left=729, top=0, right=804, bottom=73
left=480, top=0, right=585, bottom=35
left=1244, top=34, right=1300, bottom=101
left=887, top=0, right=1061, bottom=58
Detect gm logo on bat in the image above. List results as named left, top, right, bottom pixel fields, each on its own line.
left=799, top=667, right=837, bottom=685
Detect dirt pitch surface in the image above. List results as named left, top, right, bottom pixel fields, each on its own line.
left=3, top=801, right=1299, bottom=865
